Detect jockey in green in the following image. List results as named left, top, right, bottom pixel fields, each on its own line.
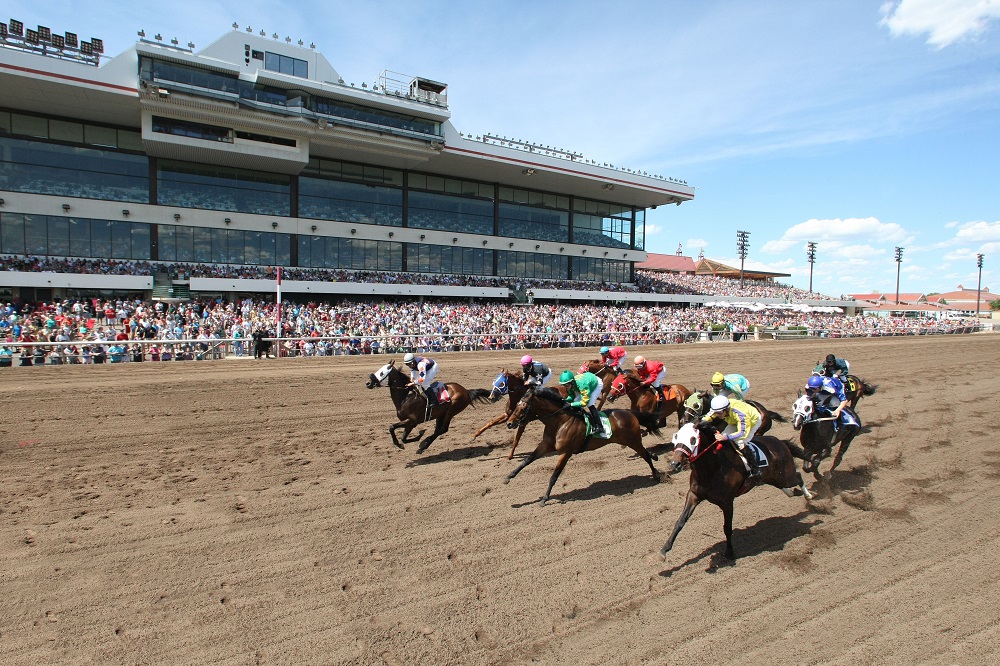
left=559, top=370, right=605, bottom=435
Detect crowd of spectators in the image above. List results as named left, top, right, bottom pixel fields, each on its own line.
left=0, top=295, right=983, bottom=367
left=1, top=255, right=840, bottom=300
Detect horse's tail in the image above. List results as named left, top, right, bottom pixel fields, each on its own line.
left=782, top=439, right=809, bottom=460
left=861, top=380, right=878, bottom=397
left=634, top=411, right=663, bottom=437
left=468, top=388, right=493, bottom=406
left=766, top=409, right=787, bottom=423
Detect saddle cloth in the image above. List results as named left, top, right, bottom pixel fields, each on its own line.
left=429, top=382, right=450, bottom=404
left=844, top=376, right=859, bottom=394
left=741, top=441, right=769, bottom=471
left=664, top=385, right=678, bottom=402
left=586, top=413, right=613, bottom=439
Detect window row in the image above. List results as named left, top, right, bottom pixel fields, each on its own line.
left=0, top=213, right=630, bottom=282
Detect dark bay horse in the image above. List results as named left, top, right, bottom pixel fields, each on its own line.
left=504, top=387, right=662, bottom=505
left=791, top=394, right=862, bottom=479
left=473, top=369, right=532, bottom=460
left=366, top=360, right=491, bottom=453
left=606, top=370, right=691, bottom=429
left=842, top=375, right=878, bottom=411
left=680, top=390, right=785, bottom=437
left=579, top=359, right=617, bottom=409
left=661, top=421, right=813, bottom=560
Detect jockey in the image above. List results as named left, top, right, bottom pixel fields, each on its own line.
left=701, top=395, right=762, bottom=478
left=404, top=352, right=439, bottom=405
left=711, top=372, right=750, bottom=401
left=560, top=370, right=605, bottom=435
left=634, top=355, right=667, bottom=405
left=805, top=374, right=849, bottom=427
left=599, top=345, right=627, bottom=375
left=822, top=353, right=850, bottom=379
left=520, top=354, right=552, bottom=387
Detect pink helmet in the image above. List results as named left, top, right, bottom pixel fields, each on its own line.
left=520, top=354, right=533, bottom=366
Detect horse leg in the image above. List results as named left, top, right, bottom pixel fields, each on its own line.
left=661, top=491, right=700, bottom=558
left=540, top=451, right=573, bottom=506
left=388, top=421, right=411, bottom=449
left=506, top=432, right=553, bottom=484
left=473, top=412, right=509, bottom=439
left=828, top=431, right=857, bottom=476
left=721, top=499, right=736, bottom=559
left=507, top=421, right=527, bottom=460
left=417, top=413, right=451, bottom=453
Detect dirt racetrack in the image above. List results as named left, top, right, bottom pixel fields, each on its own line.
left=2, top=334, right=1000, bottom=665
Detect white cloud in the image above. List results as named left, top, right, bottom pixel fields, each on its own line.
left=685, top=238, right=709, bottom=251
left=953, top=220, right=1000, bottom=242
left=645, top=224, right=664, bottom=236
left=762, top=217, right=908, bottom=255
left=880, top=0, right=1000, bottom=49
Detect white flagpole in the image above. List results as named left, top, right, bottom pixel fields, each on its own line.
left=275, top=266, right=282, bottom=356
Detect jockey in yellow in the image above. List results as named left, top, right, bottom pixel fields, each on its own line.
left=701, top=395, right=762, bottom=478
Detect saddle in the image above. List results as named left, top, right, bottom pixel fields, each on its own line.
left=586, top=413, right=613, bottom=440
left=428, top=381, right=450, bottom=405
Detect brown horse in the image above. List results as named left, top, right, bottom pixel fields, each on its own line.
left=473, top=369, right=532, bottom=460
left=606, top=370, right=691, bottom=429
left=503, top=387, right=662, bottom=505
left=661, top=421, right=813, bottom=560
left=578, top=359, right=618, bottom=409
left=680, top=390, right=785, bottom=437
left=365, top=360, right=491, bottom=453
left=842, top=375, right=878, bottom=411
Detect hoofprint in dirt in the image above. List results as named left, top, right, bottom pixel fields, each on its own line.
left=1, top=335, right=998, bottom=666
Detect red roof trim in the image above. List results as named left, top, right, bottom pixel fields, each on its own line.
left=0, top=62, right=137, bottom=94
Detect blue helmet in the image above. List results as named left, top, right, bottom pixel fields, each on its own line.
left=599, top=346, right=610, bottom=355
left=806, top=375, right=824, bottom=390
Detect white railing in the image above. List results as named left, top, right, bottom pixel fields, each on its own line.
left=0, top=323, right=988, bottom=367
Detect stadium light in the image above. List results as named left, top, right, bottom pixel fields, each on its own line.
left=977, top=254, right=984, bottom=319
left=736, top=230, right=750, bottom=289
left=806, top=241, right=817, bottom=293
left=894, top=246, right=904, bottom=305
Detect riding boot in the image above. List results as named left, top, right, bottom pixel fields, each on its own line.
left=655, top=385, right=666, bottom=406
left=588, top=406, right=604, bottom=435
left=741, top=444, right=762, bottom=478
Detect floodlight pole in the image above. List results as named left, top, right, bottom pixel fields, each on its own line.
left=736, top=230, right=750, bottom=289
left=894, top=246, right=904, bottom=306
left=806, top=242, right=817, bottom=293
left=976, top=253, right=984, bottom=319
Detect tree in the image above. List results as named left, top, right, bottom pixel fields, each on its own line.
left=990, top=299, right=1000, bottom=311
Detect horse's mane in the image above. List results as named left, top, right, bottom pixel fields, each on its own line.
left=535, top=387, right=566, bottom=405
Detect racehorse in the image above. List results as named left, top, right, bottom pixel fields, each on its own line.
left=473, top=369, right=532, bottom=460
left=606, top=370, right=691, bottom=429
left=660, top=420, right=813, bottom=560
left=841, top=375, right=878, bottom=411
left=680, top=390, right=786, bottom=437
left=578, top=359, right=617, bottom=409
left=504, top=387, right=662, bottom=505
left=791, top=394, right=862, bottom=478
left=365, top=360, right=491, bottom=453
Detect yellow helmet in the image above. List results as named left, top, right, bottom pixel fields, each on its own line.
left=711, top=372, right=725, bottom=385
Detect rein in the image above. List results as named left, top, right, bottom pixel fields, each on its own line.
left=687, top=438, right=723, bottom=463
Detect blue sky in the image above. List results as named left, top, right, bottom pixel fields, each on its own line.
left=7, top=0, right=999, bottom=298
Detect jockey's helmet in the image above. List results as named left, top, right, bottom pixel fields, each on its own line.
left=520, top=354, right=533, bottom=366
left=806, top=375, right=824, bottom=391
left=711, top=372, right=725, bottom=385
left=825, top=353, right=836, bottom=364
left=710, top=395, right=730, bottom=412
left=403, top=352, right=415, bottom=366
left=599, top=346, right=610, bottom=355
left=634, top=355, right=646, bottom=366
left=559, top=370, right=576, bottom=384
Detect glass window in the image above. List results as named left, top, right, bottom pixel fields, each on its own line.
left=49, top=120, right=84, bottom=143
left=0, top=111, right=11, bottom=134
left=634, top=209, right=645, bottom=251
left=24, top=215, right=48, bottom=254
left=299, top=176, right=402, bottom=227
left=91, top=220, right=112, bottom=257
left=498, top=202, right=568, bottom=243
left=407, top=191, right=493, bottom=235
left=211, top=228, right=227, bottom=263
left=132, top=223, right=151, bottom=260
left=48, top=217, right=70, bottom=255
left=11, top=114, right=48, bottom=138
left=111, top=220, right=132, bottom=258
left=157, top=160, right=289, bottom=216
left=158, top=224, right=175, bottom=261
left=69, top=218, right=91, bottom=257
left=313, top=96, right=440, bottom=137
left=1, top=212, right=25, bottom=255
left=225, top=229, right=244, bottom=264
left=0, top=136, right=149, bottom=203
left=193, top=227, right=212, bottom=262
left=84, top=125, right=118, bottom=147
left=175, top=226, right=194, bottom=262
left=259, top=232, right=275, bottom=265
left=244, top=231, right=261, bottom=265
left=118, top=130, right=144, bottom=152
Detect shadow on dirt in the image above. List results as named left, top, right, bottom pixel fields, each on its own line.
left=657, top=510, right=823, bottom=575
left=509, top=472, right=663, bottom=508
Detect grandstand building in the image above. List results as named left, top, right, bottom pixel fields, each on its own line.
left=0, top=21, right=694, bottom=303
